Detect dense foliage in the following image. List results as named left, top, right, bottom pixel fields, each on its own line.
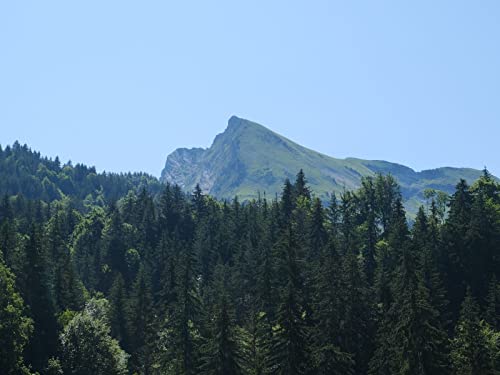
left=0, top=141, right=161, bottom=205
left=1, top=146, right=500, bottom=374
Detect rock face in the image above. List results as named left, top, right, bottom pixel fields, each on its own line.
left=161, top=116, right=487, bottom=213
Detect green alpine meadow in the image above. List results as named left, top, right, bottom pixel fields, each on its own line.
left=161, top=116, right=487, bottom=216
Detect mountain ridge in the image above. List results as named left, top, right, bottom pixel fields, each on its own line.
left=161, top=116, right=490, bottom=213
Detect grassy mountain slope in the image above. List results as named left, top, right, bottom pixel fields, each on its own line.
left=161, top=116, right=489, bottom=212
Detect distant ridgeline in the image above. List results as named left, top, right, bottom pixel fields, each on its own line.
left=0, top=141, right=162, bottom=206
left=161, top=116, right=493, bottom=215
left=0, top=136, right=495, bottom=218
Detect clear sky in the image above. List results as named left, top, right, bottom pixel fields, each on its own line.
left=1, top=1, right=499, bottom=177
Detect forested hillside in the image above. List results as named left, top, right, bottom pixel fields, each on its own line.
left=0, top=141, right=161, bottom=205
left=2, top=146, right=500, bottom=374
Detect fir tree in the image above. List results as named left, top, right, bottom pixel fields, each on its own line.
left=200, top=265, right=245, bottom=375
left=443, top=179, right=473, bottom=318
left=312, top=241, right=354, bottom=374
left=388, top=247, right=448, bottom=374
left=0, top=254, right=33, bottom=375
left=271, top=227, right=311, bottom=374
left=126, top=266, right=157, bottom=374
left=293, top=169, right=311, bottom=201
left=450, top=289, right=497, bottom=374
left=243, top=311, right=273, bottom=375
left=109, top=272, right=128, bottom=345
left=47, top=212, right=84, bottom=312
left=23, top=224, right=59, bottom=372
left=485, top=276, right=500, bottom=330
left=159, top=242, right=202, bottom=375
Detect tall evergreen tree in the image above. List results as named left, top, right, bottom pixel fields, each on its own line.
left=338, top=244, right=373, bottom=374
left=243, top=310, right=273, bottom=375
left=293, top=169, right=311, bottom=201
left=308, top=197, right=328, bottom=260
left=359, top=177, right=379, bottom=285
left=312, top=240, right=354, bottom=374
left=271, top=226, right=311, bottom=375
left=109, top=272, right=128, bottom=345
left=46, top=212, right=84, bottom=312
left=23, top=224, right=59, bottom=372
left=450, top=289, right=498, bottom=374
left=413, top=207, right=450, bottom=333
left=443, top=179, right=473, bottom=319
left=159, top=242, right=202, bottom=375
left=101, top=203, right=128, bottom=289
left=200, top=265, right=245, bottom=375
left=485, top=276, right=500, bottom=330
left=390, top=247, right=448, bottom=374
left=72, top=207, right=105, bottom=290
left=126, top=266, right=157, bottom=374
left=0, top=254, right=33, bottom=375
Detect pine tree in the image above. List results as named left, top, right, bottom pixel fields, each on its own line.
left=327, top=192, right=340, bottom=239
left=308, top=197, right=328, bottom=260
left=72, top=207, right=106, bottom=290
left=271, top=227, right=311, bottom=374
left=443, top=180, right=473, bottom=318
left=0, top=194, right=18, bottom=268
left=192, top=184, right=206, bottom=220
left=272, top=281, right=310, bottom=375
left=126, top=266, right=157, bottom=374
left=256, top=231, right=277, bottom=323
left=485, top=276, right=500, bottom=330
left=359, top=177, right=379, bottom=285
left=338, top=245, right=372, bottom=374
left=312, top=241, right=354, bottom=374
left=466, top=179, right=498, bottom=301
left=232, top=231, right=259, bottom=323
left=200, top=265, right=245, bottom=375
left=388, top=247, right=449, bottom=374
left=280, top=179, right=294, bottom=226
left=101, top=203, right=128, bottom=289
left=109, top=272, right=128, bottom=345
left=156, top=235, right=179, bottom=320
left=23, top=224, right=59, bottom=372
left=47, top=212, right=84, bottom=312
left=0, top=254, right=33, bottom=375
left=243, top=311, right=273, bottom=375
left=450, top=288, right=497, bottom=374
left=371, top=207, right=449, bottom=375
left=413, top=207, right=450, bottom=333
left=374, top=174, right=400, bottom=234
left=293, top=169, right=311, bottom=201
left=338, top=191, right=360, bottom=256
left=159, top=242, right=202, bottom=375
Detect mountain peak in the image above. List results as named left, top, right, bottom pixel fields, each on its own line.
left=161, top=117, right=488, bottom=215
left=226, top=116, right=248, bottom=134
left=213, top=116, right=274, bottom=148
left=225, top=116, right=269, bottom=134
left=228, top=115, right=243, bottom=127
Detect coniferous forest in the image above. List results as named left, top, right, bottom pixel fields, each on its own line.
left=2, top=143, right=500, bottom=375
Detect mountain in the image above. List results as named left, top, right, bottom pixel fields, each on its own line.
left=161, top=116, right=488, bottom=213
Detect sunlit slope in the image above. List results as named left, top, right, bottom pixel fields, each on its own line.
left=161, top=116, right=487, bottom=212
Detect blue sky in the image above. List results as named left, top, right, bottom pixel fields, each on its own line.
left=1, top=1, right=499, bottom=177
